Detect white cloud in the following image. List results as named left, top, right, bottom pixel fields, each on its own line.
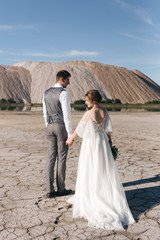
left=116, top=0, right=155, bottom=27
left=0, top=25, right=34, bottom=30
left=0, top=50, right=55, bottom=57
left=155, top=33, right=160, bottom=40
left=0, top=58, right=22, bottom=63
left=135, top=9, right=154, bottom=26
left=115, top=0, right=128, bottom=9
left=121, top=33, right=160, bottom=44
left=0, top=49, right=16, bottom=55
left=24, top=52, right=52, bottom=57
left=68, top=50, right=99, bottom=57
left=0, top=49, right=99, bottom=58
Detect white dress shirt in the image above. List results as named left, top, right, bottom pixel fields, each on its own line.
left=43, top=83, right=73, bottom=137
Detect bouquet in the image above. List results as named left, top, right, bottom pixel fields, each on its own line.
left=111, top=145, right=118, bottom=160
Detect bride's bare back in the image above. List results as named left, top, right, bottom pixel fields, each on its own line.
left=90, top=107, right=106, bottom=123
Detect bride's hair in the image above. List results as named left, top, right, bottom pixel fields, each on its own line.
left=85, top=90, right=102, bottom=103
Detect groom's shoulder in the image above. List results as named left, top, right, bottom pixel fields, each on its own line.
left=60, top=89, right=70, bottom=100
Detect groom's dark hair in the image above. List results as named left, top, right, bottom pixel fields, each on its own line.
left=56, top=70, right=71, bottom=81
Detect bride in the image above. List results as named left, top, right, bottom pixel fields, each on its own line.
left=66, top=90, right=135, bottom=230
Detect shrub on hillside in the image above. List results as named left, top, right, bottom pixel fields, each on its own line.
left=114, top=99, right=122, bottom=104
left=102, top=99, right=122, bottom=104
left=8, top=98, right=16, bottom=103
left=145, top=100, right=160, bottom=104
left=0, top=98, right=7, bottom=103
left=102, top=99, right=114, bottom=104
left=74, top=99, right=85, bottom=104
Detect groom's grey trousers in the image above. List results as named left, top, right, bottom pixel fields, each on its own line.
left=46, top=123, right=68, bottom=193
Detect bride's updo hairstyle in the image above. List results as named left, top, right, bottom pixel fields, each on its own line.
left=85, top=90, right=102, bottom=103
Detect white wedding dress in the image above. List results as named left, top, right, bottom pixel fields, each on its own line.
left=67, top=110, right=135, bottom=230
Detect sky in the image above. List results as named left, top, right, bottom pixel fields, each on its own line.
left=0, top=0, right=160, bottom=86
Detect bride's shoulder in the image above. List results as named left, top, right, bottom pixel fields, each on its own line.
left=82, top=110, right=90, bottom=121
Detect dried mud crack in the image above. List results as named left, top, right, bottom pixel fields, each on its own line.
left=0, top=111, right=160, bottom=239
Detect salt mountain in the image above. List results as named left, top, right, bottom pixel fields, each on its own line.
left=0, top=61, right=160, bottom=104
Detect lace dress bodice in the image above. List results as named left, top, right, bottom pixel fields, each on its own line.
left=75, top=110, right=112, bottom=138
left=88, top=111, right=108, bottom=133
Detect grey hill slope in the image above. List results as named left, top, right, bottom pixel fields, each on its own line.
left=0, top=61, right=160, bottom=104
left=14, top=61, right=111, bottom=103
left=0, top=65, right=31, bottom=103
left=68, top=61, right=160, bottom=103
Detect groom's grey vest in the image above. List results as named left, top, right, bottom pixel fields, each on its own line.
left=44, top=87, right=65, bottom=124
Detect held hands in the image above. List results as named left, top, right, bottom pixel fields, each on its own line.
left=66, top=137, right=74, bottom=147
left=66, top=132, right=77, bottom=147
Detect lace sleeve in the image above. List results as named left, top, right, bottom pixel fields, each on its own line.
left=105, top=111, right=112, bottom=134
left=75, top=111, right=95, bottom=138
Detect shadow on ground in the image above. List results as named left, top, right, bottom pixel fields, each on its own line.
left=123, top=175, right=160, bottom=221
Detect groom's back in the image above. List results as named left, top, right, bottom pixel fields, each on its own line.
left=44, top=87, right=65, bottom=124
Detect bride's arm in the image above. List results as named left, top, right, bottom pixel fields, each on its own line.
left=66, top=111, right=89, bottom=146
left=66, top=132, right=78, bottom=147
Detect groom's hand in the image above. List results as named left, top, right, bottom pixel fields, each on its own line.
left=66, top=137, right=74, bottom=147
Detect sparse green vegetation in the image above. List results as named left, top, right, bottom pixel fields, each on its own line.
left=74, top=99, right=85, bottom=104
left=74, top=98, right=122, bottom=104
left=8, top=98, right=16, bottom=103
left=73, top=98, right=160, bottom=106
left=102, top=98, right=122, bottom=104
left=0, top=98, right=160, bottom=112
left=114, top=99, right=122, bottom=104
left=102, top=99, right=114, bottom=104
left=145, top=100, right=160, bottom=104
left=73, top=106, right=86, bottom=111
left=71, top=98, right=160, bottom=112
left=0, top=98, right=17, bottom=103
left=0, top=98, right=8, bottom=103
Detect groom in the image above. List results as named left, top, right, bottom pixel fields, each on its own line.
left=43, top=70, right=73, bottom=198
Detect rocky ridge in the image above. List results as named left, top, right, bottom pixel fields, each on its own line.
left=0, top=65, right=31, bottom=103
left=14, top=61, right=111, bottom=104
left=68, top=61, right=160, bottom=103
left=0, top=61, right=160, bottom=103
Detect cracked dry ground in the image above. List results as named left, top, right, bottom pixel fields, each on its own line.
left=0, top=110, right=160, bottom=240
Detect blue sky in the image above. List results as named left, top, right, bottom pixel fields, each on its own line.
left=0, top=0, right=160, bottom=86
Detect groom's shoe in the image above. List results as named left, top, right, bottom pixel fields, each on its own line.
left=57, top=189, right=72, bottom=196
left=45, top=192, right=57, bottom=198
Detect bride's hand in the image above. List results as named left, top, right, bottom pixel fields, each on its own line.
left=66, top=138, right=74, bottom=147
